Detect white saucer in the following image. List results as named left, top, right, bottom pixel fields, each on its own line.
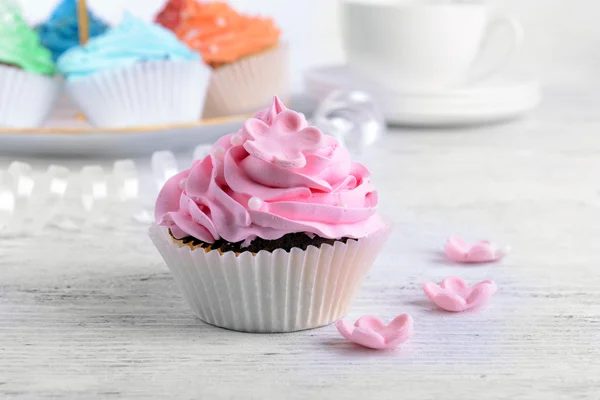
left=304, top=65, right=541, bottom=127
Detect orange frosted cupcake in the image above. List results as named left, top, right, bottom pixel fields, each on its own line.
left=166, top=0, right=290, bottom=118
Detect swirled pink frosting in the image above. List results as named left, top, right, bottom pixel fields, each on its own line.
left=155, top=96, right=384, bottom=246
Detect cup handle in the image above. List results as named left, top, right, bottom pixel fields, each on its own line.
left=466, top=14, right=524, bottom=83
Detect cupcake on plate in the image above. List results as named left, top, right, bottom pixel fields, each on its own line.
left=150, top=96, right=389, bottom=333
left=36, top=0, right=109, bottom=62
left=164, top=0, right=290, bottom=118
left=57, top=13, right=211, bottom=128
left=0, top=1, right=59, bottom=128
left=36, top=0, right=109, bottom=115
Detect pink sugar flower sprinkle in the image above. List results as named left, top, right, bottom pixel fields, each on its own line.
left=336, top=314, right=413, bottom=350
left=422, top=276, right=497, bottom=312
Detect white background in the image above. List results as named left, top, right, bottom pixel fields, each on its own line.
left=22, top=0, right=600, bottom=88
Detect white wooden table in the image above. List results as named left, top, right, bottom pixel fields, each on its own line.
left=1, top=83, right=599, bottom=399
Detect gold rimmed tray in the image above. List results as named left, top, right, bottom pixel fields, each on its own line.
left=0, top=113, right=246, bottom=157
left=0, top=94, right=313, bottom=157
left=0, top=114, right=245, bottom=135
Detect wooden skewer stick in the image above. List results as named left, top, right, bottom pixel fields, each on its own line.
left=76, top=0, right=90, bottom=120
left=77, top=0, right=90, bottom=45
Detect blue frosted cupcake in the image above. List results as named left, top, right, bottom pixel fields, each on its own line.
left=36, top=0, right=109, bottom=62
left=57, top=14, right=211, bottom=127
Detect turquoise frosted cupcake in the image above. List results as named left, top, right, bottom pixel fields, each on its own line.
left=36, top=0, right=109, bottom=62
left=57, top=14, right=211, bottom=128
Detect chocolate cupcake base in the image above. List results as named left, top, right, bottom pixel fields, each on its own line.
left=176, top=232, right=354, bottom=254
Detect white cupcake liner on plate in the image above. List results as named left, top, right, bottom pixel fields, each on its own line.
left=149, top=223, right=391, bottom=333
left=66, top=60, right=211, bottom=128
left=202, top=44, right=291, bottom=119
left=0, top=65, right=59, bottom=128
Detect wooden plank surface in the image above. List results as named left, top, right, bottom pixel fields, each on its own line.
left=1, top=84, right=599, bottom=399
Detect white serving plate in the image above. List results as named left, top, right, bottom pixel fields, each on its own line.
left=304, top=65, right=541, bottom=127
left=0, top=116, right=246, bottom=158
left=0, top=94, right=321, bottom=158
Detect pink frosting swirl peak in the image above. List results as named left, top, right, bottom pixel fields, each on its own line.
left=155, top=96, right=384, bottom=246
left=243, top=109, right=323, bottom=169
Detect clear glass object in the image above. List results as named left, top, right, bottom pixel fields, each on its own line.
left=6, top=161, right=34, bottom=232
left=151, top=151, right=179, bottom=191
left=0, top=170, right=15, bottom=233
left=29, top=165, right=70, bottom=233
left=111, top=160, right=139, bottom=202
left=80, top=165, right=108, bottom=226
left=311, top=90, right=386, bottom=155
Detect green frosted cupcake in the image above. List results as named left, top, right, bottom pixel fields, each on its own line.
left=0, top=1, right=59, bottom=127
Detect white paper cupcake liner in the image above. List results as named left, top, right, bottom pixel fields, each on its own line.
left=0, top=65, right=59, bottom=128
left=149, top=224, right=391, bottom=333
left=66, top=60, right=211, bottom=128
left=202, top=44, right=291, bottom=119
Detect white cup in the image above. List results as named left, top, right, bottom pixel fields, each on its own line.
left=341, top=0, right=523, bottom=90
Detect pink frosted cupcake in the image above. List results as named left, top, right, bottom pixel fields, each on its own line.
left=149, top=96, right=389, bottom=332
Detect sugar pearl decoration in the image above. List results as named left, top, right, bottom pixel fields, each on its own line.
left=212, top=146, right=225, bottom=159
left=248, top=196, right=263, bottom=211
left=230, top=134, right=244, bottom=146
